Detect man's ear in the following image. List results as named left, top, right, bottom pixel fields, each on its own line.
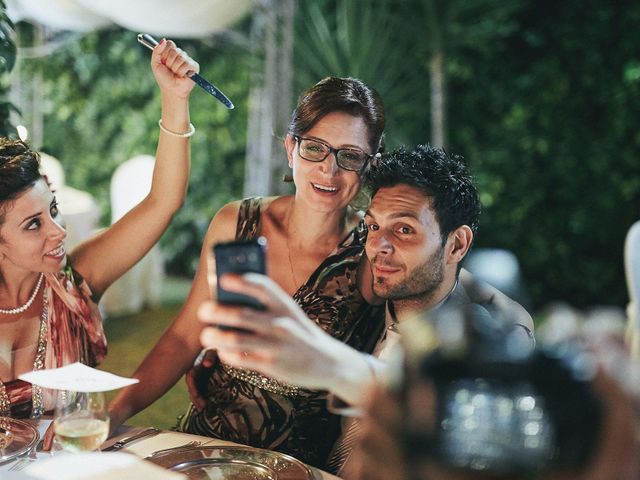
left=446, top=225, right=473, bottom=265
left=284, top=134, right=295, bottom=168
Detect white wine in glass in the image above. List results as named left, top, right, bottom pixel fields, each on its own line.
left=53, top=390, right=109, bottom=453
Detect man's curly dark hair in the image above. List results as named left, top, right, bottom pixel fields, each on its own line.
left=364, top=144, right=480, bottom=246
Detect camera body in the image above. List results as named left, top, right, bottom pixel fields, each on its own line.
left=401, top=305, right=602, bottom=474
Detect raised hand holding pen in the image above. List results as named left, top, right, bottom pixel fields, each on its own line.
left=139, top=33, right=234, bottom=109
left=151, top=38, right=199, bottom=101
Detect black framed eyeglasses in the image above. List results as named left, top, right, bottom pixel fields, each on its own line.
left=293, top=135, right=372, bottom=172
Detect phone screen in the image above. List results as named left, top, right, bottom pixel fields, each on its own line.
left=213, top=237, right=267, bottom=310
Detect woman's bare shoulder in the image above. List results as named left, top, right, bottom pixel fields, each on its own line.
left=213, top=200, right=242, bottom=222
left=205, top=200, right=243, bottom=244
left=259, top=195, right=292, bottom=226
left=260, top=195, right=289, bottom=211
left=206, top=197, right=285, bottom=244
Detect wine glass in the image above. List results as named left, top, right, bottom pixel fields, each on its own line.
left=53, top=390, right=110, bottom=453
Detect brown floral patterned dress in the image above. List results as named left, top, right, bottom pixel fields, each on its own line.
left=179, top=197, right=384, bottom=468
left=2, top=265, right=106, bottom=419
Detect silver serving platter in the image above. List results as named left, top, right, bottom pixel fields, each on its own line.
left=0, top=417, right=40, bottom=463
left=146, top=445, right=313, bottom=480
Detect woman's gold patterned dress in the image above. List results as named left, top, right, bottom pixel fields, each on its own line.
left=179, top=197, right=384, bottom=468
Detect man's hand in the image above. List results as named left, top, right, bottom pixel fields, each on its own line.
left=197, top=272, right=374, bottom=401
left=197, top=273, right=341, bottom=389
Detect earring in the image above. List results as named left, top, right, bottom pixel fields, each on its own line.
left=283, top=156, right=293, bottom=182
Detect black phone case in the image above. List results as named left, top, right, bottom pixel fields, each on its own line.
left=213, top=238, right=266, bottom=310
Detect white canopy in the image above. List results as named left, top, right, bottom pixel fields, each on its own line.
left=6, top=0, right=252, bottom=37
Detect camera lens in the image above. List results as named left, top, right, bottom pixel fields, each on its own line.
left=437, top=379, right=554, bottom=472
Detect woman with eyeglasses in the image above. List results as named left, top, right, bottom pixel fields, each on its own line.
left=109, top=77, right=386, bottom=467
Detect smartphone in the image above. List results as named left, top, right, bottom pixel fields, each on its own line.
left=213, top=237, right=267, bottom=310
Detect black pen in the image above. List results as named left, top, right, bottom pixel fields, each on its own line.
left=137, top=33, right=234, bottom=110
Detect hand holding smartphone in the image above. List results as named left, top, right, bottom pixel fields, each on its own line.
left=213, top=237, right=267, bottom=311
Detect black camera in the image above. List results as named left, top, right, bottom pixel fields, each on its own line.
left=401, top=304, right=602, bottom=474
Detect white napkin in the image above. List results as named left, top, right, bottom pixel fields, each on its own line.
left=22, top=452, right=185, bottom=479
left=19, top=363, right=139, bottom=392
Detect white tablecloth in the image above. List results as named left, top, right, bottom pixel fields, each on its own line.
left=0, top=422, right=341, bottom=480
left=104, top=427, right=341, bottom=480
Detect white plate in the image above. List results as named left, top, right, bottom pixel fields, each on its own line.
left=147, top=445, right=313, bottom=480
left=0, top=417, right=40, bottom=463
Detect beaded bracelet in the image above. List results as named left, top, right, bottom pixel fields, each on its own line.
left=158, top=119, right=196, bottom=138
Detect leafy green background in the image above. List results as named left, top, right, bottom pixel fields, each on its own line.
left=0, top=0, right=16, bottom=135
left=4, top=1, right=640, bottom=311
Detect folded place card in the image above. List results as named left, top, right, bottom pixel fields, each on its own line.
left=22, top=452, right=186, bottom=480
left=19, top=363, right=139, bottom=392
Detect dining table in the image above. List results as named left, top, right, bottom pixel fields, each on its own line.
left=0, top=420, right=342, bottom=479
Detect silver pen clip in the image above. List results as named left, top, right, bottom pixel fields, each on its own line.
left=137, top=33, right=159, bottom=50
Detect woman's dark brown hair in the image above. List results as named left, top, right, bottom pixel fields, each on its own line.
left=287, top=77, right=385, bottom=154
left=0, top=138, right=42, bottom=225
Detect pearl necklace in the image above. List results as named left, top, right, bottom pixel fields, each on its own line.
left=0, top=273, right=44, bottom=315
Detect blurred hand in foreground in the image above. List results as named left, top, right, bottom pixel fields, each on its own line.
left=345, top=305, right=640, bottom=480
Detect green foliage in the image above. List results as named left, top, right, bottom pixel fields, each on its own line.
left=0, top=0, right=16, bottom=137
left=15, top=2, right=640, bottom=310
left=448, top=0, right=640, bottom=308
left=21, top=27, right=251, bottom=276
left=294, top=0, right=526, bottom=148
left=295, top=0, right=639, bottom=309
left=294, top=0, right=424, bottom=147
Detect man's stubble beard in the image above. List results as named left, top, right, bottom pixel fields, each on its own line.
left=373, top=245, right=445, bottom=302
